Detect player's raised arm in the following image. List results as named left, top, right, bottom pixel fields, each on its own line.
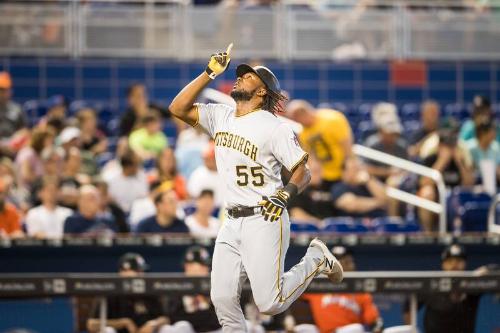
left=169, top=43, right=233, bottom=126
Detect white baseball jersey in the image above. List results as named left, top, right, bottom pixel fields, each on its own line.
left=195, top=103, right=308, bottom=208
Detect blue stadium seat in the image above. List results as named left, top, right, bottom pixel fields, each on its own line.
left=322, top=218, right=370, bottom=233
left=331, top=102, right=348, bottom=113
left=373, top=217, right=420, bottom=233
left=290, top=222, right=320, bottom=233
left=401, top=103, right=420, bottom=120
left=458, top=202, right=490, bottom=232
left=183, top=203, right=196, bottom=216
left=358, top=103, right=373, bottom=121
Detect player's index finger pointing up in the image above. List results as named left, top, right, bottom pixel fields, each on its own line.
left=226, top=43, right=233, bottom=56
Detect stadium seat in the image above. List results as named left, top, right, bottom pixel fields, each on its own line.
left=322, top=218, right=370, bottom=233
left=358, top=103, right=373, bottom=120
left=458, top=202, right=490, bottom=232
left=373, top=217, right=420, bottom=233
left=401, top=103, right=420, bottom=120
left=290, top=222, right=320, bottom=233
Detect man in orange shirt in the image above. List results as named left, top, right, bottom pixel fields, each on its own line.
left=302, top=246, right=383, bottom=333
left=0, top=179, right=23, bottom=238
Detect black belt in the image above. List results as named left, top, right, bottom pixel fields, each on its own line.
left=226, top=206, right=261, bottom=218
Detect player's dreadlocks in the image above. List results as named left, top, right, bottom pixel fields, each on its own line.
left=262, top=89, right=288, bottom=114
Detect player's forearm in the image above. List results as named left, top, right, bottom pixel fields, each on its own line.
left=169, top=72, right=212, bottom=118
left=288, top=162, right=311, bottom=194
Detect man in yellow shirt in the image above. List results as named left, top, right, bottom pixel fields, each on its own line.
left=287, top=100, right=353, bottom=190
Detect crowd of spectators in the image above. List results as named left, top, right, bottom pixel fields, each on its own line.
left=0, top=69, right=498, bottom=238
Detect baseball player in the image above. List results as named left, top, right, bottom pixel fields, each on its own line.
left=169, top=44, right=343, bottom=332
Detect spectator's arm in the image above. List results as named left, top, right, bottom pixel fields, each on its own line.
left=138, top=316, right=169, bottom=333
left=454, top=148, right=475, bottom=186
left=335, top=193, right=384, bottom=213
left=87, top=318, right=137, bottom=333
left=289, top=207, right=321, bottom=224
left=365, top=164, right=391, bottom=179
left=365, top=176, right=388, bottom=206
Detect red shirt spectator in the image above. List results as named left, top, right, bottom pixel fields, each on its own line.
left=0, top=179, right=22, bottom=237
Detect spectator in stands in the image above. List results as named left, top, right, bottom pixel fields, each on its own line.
left=331, top=156, right=388, bottom=218
left=0, top=156, right=28, bottom=209
left=94, top=180, right=129, bottom=234
left=106, top=148, right=148, bottom=213
left=63, top=185, right=117, bottom=235
left=161, top=246, right=222, bottom=333
left=149, top=147, right=188, bottom=200
left=119, top=83, right=173, bottom=137
left=286, top=100, right=353, bottom=190
left=0, top=72, right=26, bottom=140
left=301, top=246, right=382, bottom=333
left=135, top=190, right=188, bottom=234
left=466, top=120, right=500, bottom=187
left=417, top=119, right=475, bottom=231
left=0, top=178, right=23, bottom=238
left=459, top=95, right=499, bottom=143
left=364, top=103, right=408, bottom=181
left=176, top=125, right=210, bottom=150
left=101, top=138, right=129, bottom=182
left=185, top=190, right=221, bottom=238
left=15, top=128, right=55, bottom=189
left=408, top=100, right=440, bottom=157
left=87, top=253, right=168, bottom=333
left=59, top=147, right=87, bottom=210
left=129, top=181, right=162, bottom=229
left=29, top=147, right=64, bottom=207
left=404, top=244, right=481, bottom=333
left=129, top=112, right=168, bottom=160
left=289, top=158, right=335, bottom=223
left=24, top=178, right=72, bottom=239
left=77, top=108, right=107, bottom=157
left=58, top=126, right=97, bottom=176
left=37, top=95, right=68, bottom=130
left=188, top=142, right=223, bottom=206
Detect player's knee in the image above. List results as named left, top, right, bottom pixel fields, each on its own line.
left=255, top=299, right=283, bottom=316
left=211, top=291, right=239, bottom=311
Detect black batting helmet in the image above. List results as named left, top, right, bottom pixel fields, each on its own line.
left=236, top=64, right=281, bottom=95
left=118, top=252, right=149, bottom=272
left=184, top=245, right=211, bottom=266
left=236, top=64, right=287, bottom=114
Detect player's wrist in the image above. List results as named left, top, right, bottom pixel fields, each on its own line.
left=281, top=183, right=298, bottom=204
left=205, top=67, right=217, bottom=80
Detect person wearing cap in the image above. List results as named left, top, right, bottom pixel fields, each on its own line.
left=404, top=244, right=482, bottom=333
left=185, top=189, right=222, bottom=239
left=0, top=72, right=26, bottom=141
left=129, top=112, right=169, bottom=160
left=168, top=45, right=344, bottom=332
left=330, top=155, right=388, bottom=218
left=0, top=178, right=23, bottom=238
left=87, top=253, right=168, bottom=333
left=300, top=246, right=382, bottom=333
left=459, top=95, right=500, bottom=144
left=286, top=99, right=353, bottom=190
left=364, top=103, right=408, bottom=181
left=417, top=119, right=475, bottom=231
left=187, top=142, right=224, bottom=206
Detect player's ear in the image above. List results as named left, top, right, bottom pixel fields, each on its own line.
left=256, top=88, right=267, bottom=97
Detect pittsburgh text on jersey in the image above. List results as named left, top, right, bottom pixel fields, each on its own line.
left=214, top=131, right=259, bottom=161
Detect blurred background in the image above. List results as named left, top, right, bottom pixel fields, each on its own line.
left=0, top=0, right=500, bottom=333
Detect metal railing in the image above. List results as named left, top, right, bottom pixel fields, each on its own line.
left=1, top=1, right=500, bottom=60
left=353, top=144, right=448, bottom=234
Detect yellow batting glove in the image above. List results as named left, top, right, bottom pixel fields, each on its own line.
left=205, top=43, right=233, bottom=80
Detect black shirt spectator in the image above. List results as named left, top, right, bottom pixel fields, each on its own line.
left=330, top=157, right=388, bottom=218
left=135, top=190, right=188, bottom=234
left=63, top=185, right=117, bottom=235
left=119, top=83, right=171, bottom=137
left=408, top=100, right=440, bottom=146
left=94, top=295, right=165, bottom=333
left=0, top=71, right=26, bottom=139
